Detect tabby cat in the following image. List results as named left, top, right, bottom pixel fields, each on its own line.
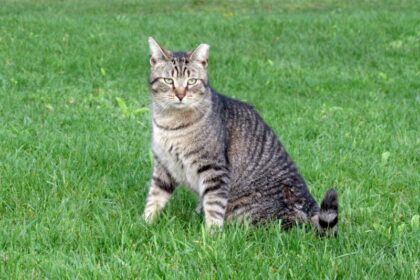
left=143, top=37, right=339, bottom=235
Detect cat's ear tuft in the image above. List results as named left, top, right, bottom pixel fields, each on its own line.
left=148, top=37, right=170, bottom=66
left=189, top=43, right=210, bottom=67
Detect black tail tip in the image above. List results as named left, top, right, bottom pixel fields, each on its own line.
left=317, top=188, right=339, bottom=237
left=321, top=188, right=338, bottom=211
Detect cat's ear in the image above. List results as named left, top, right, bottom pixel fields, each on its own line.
left=189, top=43, right=210, bottom=67
left=148, top=37, right=170, bottom=65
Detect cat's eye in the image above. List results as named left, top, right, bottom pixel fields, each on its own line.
left=163, top=78, right=174, bottom=84
left=187, top=79, right=197, bottom=85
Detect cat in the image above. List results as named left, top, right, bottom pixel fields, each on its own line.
left=143, top=37, right=338, bottom=235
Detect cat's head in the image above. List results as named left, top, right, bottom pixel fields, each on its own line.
left=148, top=37, right=210, bottom=109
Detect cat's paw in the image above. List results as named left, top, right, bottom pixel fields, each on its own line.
left=205, top=218, right=224, bottom=233
left=143, top=210, right=156, bottom=224
left=195, top=203, right=203, bottom=215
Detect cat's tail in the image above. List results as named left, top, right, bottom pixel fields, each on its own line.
left=311, top=188, right=339, bottom=236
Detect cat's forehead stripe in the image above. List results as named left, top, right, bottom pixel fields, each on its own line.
left=169, top=52, right=190, bottom=78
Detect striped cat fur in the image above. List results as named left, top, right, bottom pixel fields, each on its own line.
left=143, top=37, right=338, bottom=235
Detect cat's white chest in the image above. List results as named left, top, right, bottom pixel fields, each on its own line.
left=152, top=130, right=200, bottom=194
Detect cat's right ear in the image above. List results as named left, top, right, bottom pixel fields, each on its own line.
left=148, top=37, right=170, bottom=66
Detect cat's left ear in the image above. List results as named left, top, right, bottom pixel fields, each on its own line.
left=189, top=43, right=210, bottom=67
left=148, top=37, right=171, bottom=66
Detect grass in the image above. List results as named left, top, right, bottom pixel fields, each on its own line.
left=0, top=0, right=419, bottom=278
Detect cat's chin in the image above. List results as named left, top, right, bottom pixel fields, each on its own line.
left=172, top=102, right=190, bottom=109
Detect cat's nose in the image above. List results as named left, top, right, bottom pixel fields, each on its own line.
left=175, top=93, right=185, bottom=101
left=175, top=88, right=186, bottom=101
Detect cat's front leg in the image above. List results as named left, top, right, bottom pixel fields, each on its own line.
left=198, top=164, right=230, bottom=230
left=143, top=159, right=177, bottom=223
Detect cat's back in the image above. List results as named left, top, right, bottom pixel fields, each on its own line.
left=217, top=91, right=305, bottom=186
left=215, top=92, right=289, bottom=180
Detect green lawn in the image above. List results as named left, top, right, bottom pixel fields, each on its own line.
left=0, top=0, right=419, bottom=278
